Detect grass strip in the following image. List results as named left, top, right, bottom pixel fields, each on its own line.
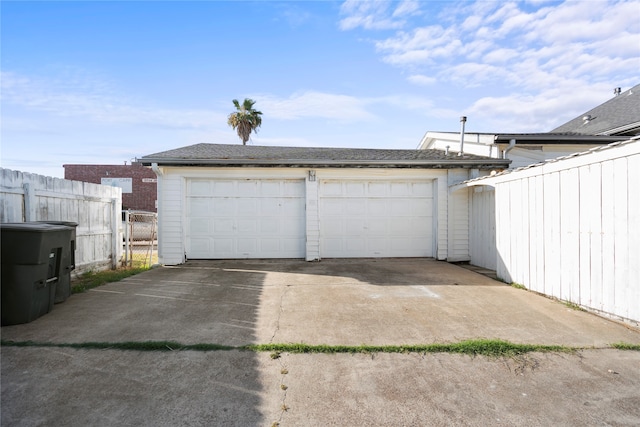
left=611, top=342, right=640, bottom=351
left=71, top=267, right=149, bottom=294
left=2, top=339, right=579, bottom=357
left=247, top=340, right=574, bottom=357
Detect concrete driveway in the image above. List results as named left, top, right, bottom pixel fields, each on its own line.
left=2, top=259, right=640, bottom=426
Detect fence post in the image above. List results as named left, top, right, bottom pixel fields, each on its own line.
left=124, top=210, right=130, bottom=267
left=111, top=198, right=119, bottom=269
left=23, top=183, right=37, bottom=221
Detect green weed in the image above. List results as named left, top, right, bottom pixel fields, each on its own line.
left=611, top=342, right=640, bottom=351
left=71, top=267, right=149, bottom=294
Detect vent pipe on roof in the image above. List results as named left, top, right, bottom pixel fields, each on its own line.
left=614, top=87, right=622, bottom=96
left=503, top=139, right=516, bottom=160
left=457, top=116, right=467, bottom=156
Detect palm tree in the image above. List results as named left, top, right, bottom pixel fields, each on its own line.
left=227, top=98, right=263, bottom=145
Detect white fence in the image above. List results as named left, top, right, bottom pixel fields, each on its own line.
left=0, top=168, right=123, bottom=273
left=465, top=139, right=640, bottom=324
left=469, top=186, right=496, bottom=270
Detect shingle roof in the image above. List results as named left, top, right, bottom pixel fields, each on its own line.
left=140, top=143, right=510, bottom=169
left=550, top=84, right=640, bottom=136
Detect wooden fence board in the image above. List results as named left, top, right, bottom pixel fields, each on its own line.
left=475, top=140, right=639, bottom=323
left=0, top=168, right=122, bottom=272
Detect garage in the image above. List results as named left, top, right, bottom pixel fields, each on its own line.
left=319, top=180, right=434, bottom=257
left=140, top=143, right=510, bottom=264
left=186, top=178, right=305, bottom=259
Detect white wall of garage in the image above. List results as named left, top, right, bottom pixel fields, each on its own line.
left=153, top=166, right=473, bottom=264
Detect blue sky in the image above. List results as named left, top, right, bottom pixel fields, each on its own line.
left=2, top=0, right=639, bottom=178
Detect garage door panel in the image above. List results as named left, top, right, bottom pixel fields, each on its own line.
left=412, top=182, right=433, bottom=197
left=260, top=239, right=280, bottom=253
left=189, top=198, right=210, bottom=215
left=345, top=182, right=366, bottom=196
left=390, top=182, right=411, bottom=196
left=260, top=181, right=281, bottom=196
left=213, top=238, right=233, bottom=254
left=281, top=198, right=305, bottom=216
left=283, top=181, right=305, bottom=197
left=212, top=181, right=235, bottom=196
left=260, top=198, right=280, bottom=215
left=320, top=179, right=434, bottom=258
left=212, top=199, right=234, bottom=215
left=280, top=238, right=304, bottom=252
left=322, top=238, right=343, bottom=253
left=236, top=199, right=258, bottom=214
left=322, top=199, right=344, bottom=215
left=410, top=218, right=432, bottom=235
left=190, top=181, right=211, bottom=196
left=190, top=238, right=210, bottom=254
left=187, top=179, right=305, bottom=259
left=390, top=199, right=409, bottom=215
left=368, top=199, right=389, bottom=216
left=368, top=218, right=388, bottom=233
left=346, top=238, right=366, bottom=252
left=236, top=239, right=257, bottom=254
left=368, top=238, right=388, bottom=253
left=237, top=181, right=258, bottom=196
left=345, top=218, right=363, bottom=234
left=260, top=218, right=278, bottom=233
left=213, top=218, right=234, bottom=234
left=322, top=220, right=343, bottom=235
left=237, top=219, right=258, bottom=234
left=368, top=182, right=387, bottom=196
left=190, top=218, right=209, bottom=234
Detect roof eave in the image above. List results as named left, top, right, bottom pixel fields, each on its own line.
left=140, top=158, right=511, bottom=169
left=494, top=134, right=629, bottom=143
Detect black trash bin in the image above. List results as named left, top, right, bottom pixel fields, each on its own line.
left=35, top=221, right=78, bottom=303
left=1, top=223, right=72, bottom=326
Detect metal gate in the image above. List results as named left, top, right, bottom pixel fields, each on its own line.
left=123, top=210, right=157, bottom=268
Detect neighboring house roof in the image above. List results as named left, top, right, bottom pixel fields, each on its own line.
left=492, top=133, right=629, bottom=144
left=419, top=132, right=627, bottom=149
left=550, top=84, right=640, bottom=136
left=140, top=143, right=510, bottom=169
left=453, top=137, right=640, bottom=189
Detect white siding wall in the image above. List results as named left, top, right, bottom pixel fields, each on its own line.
left=507, top=146, right=604, bottom=169
left=156, top=174, right=186, bottom=265
left=488, top=140, right=640, bottom=323
left=447, top=170, right=471, bottom=261
left=469, top=186, right=496, bottom=270
left=305, top=175, right=320, bottom=261
left=154, top=167, right=455, bottom=264
left=0, top=168, right=122, bottom=272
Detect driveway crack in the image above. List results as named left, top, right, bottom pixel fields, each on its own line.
left=269, top=285, right=290, bottom=344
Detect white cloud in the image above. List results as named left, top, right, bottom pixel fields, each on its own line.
left=467, top=81, right=617, bottom=131
left=392, top=0, right=421, bottom=18
left=339, top=0, right=418, bottom=30
left=255, top=91, right=376, bottom=121
left=407, top=75, right=436, bottom=86
left=365, top=1, right=639, bottom=86
left=1, top=71, right=224, bottom=129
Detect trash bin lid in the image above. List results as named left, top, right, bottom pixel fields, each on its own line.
left=34, top=221, right=78, bottom=228
left=1, top=223, right=70, bottom=233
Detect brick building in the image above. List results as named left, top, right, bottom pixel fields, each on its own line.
left=63, top=163, right=157, bottom=212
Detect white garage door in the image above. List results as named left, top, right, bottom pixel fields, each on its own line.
left=186, top=179, right=305, bottom=259
left=320, top=180, right=434, bottom=258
